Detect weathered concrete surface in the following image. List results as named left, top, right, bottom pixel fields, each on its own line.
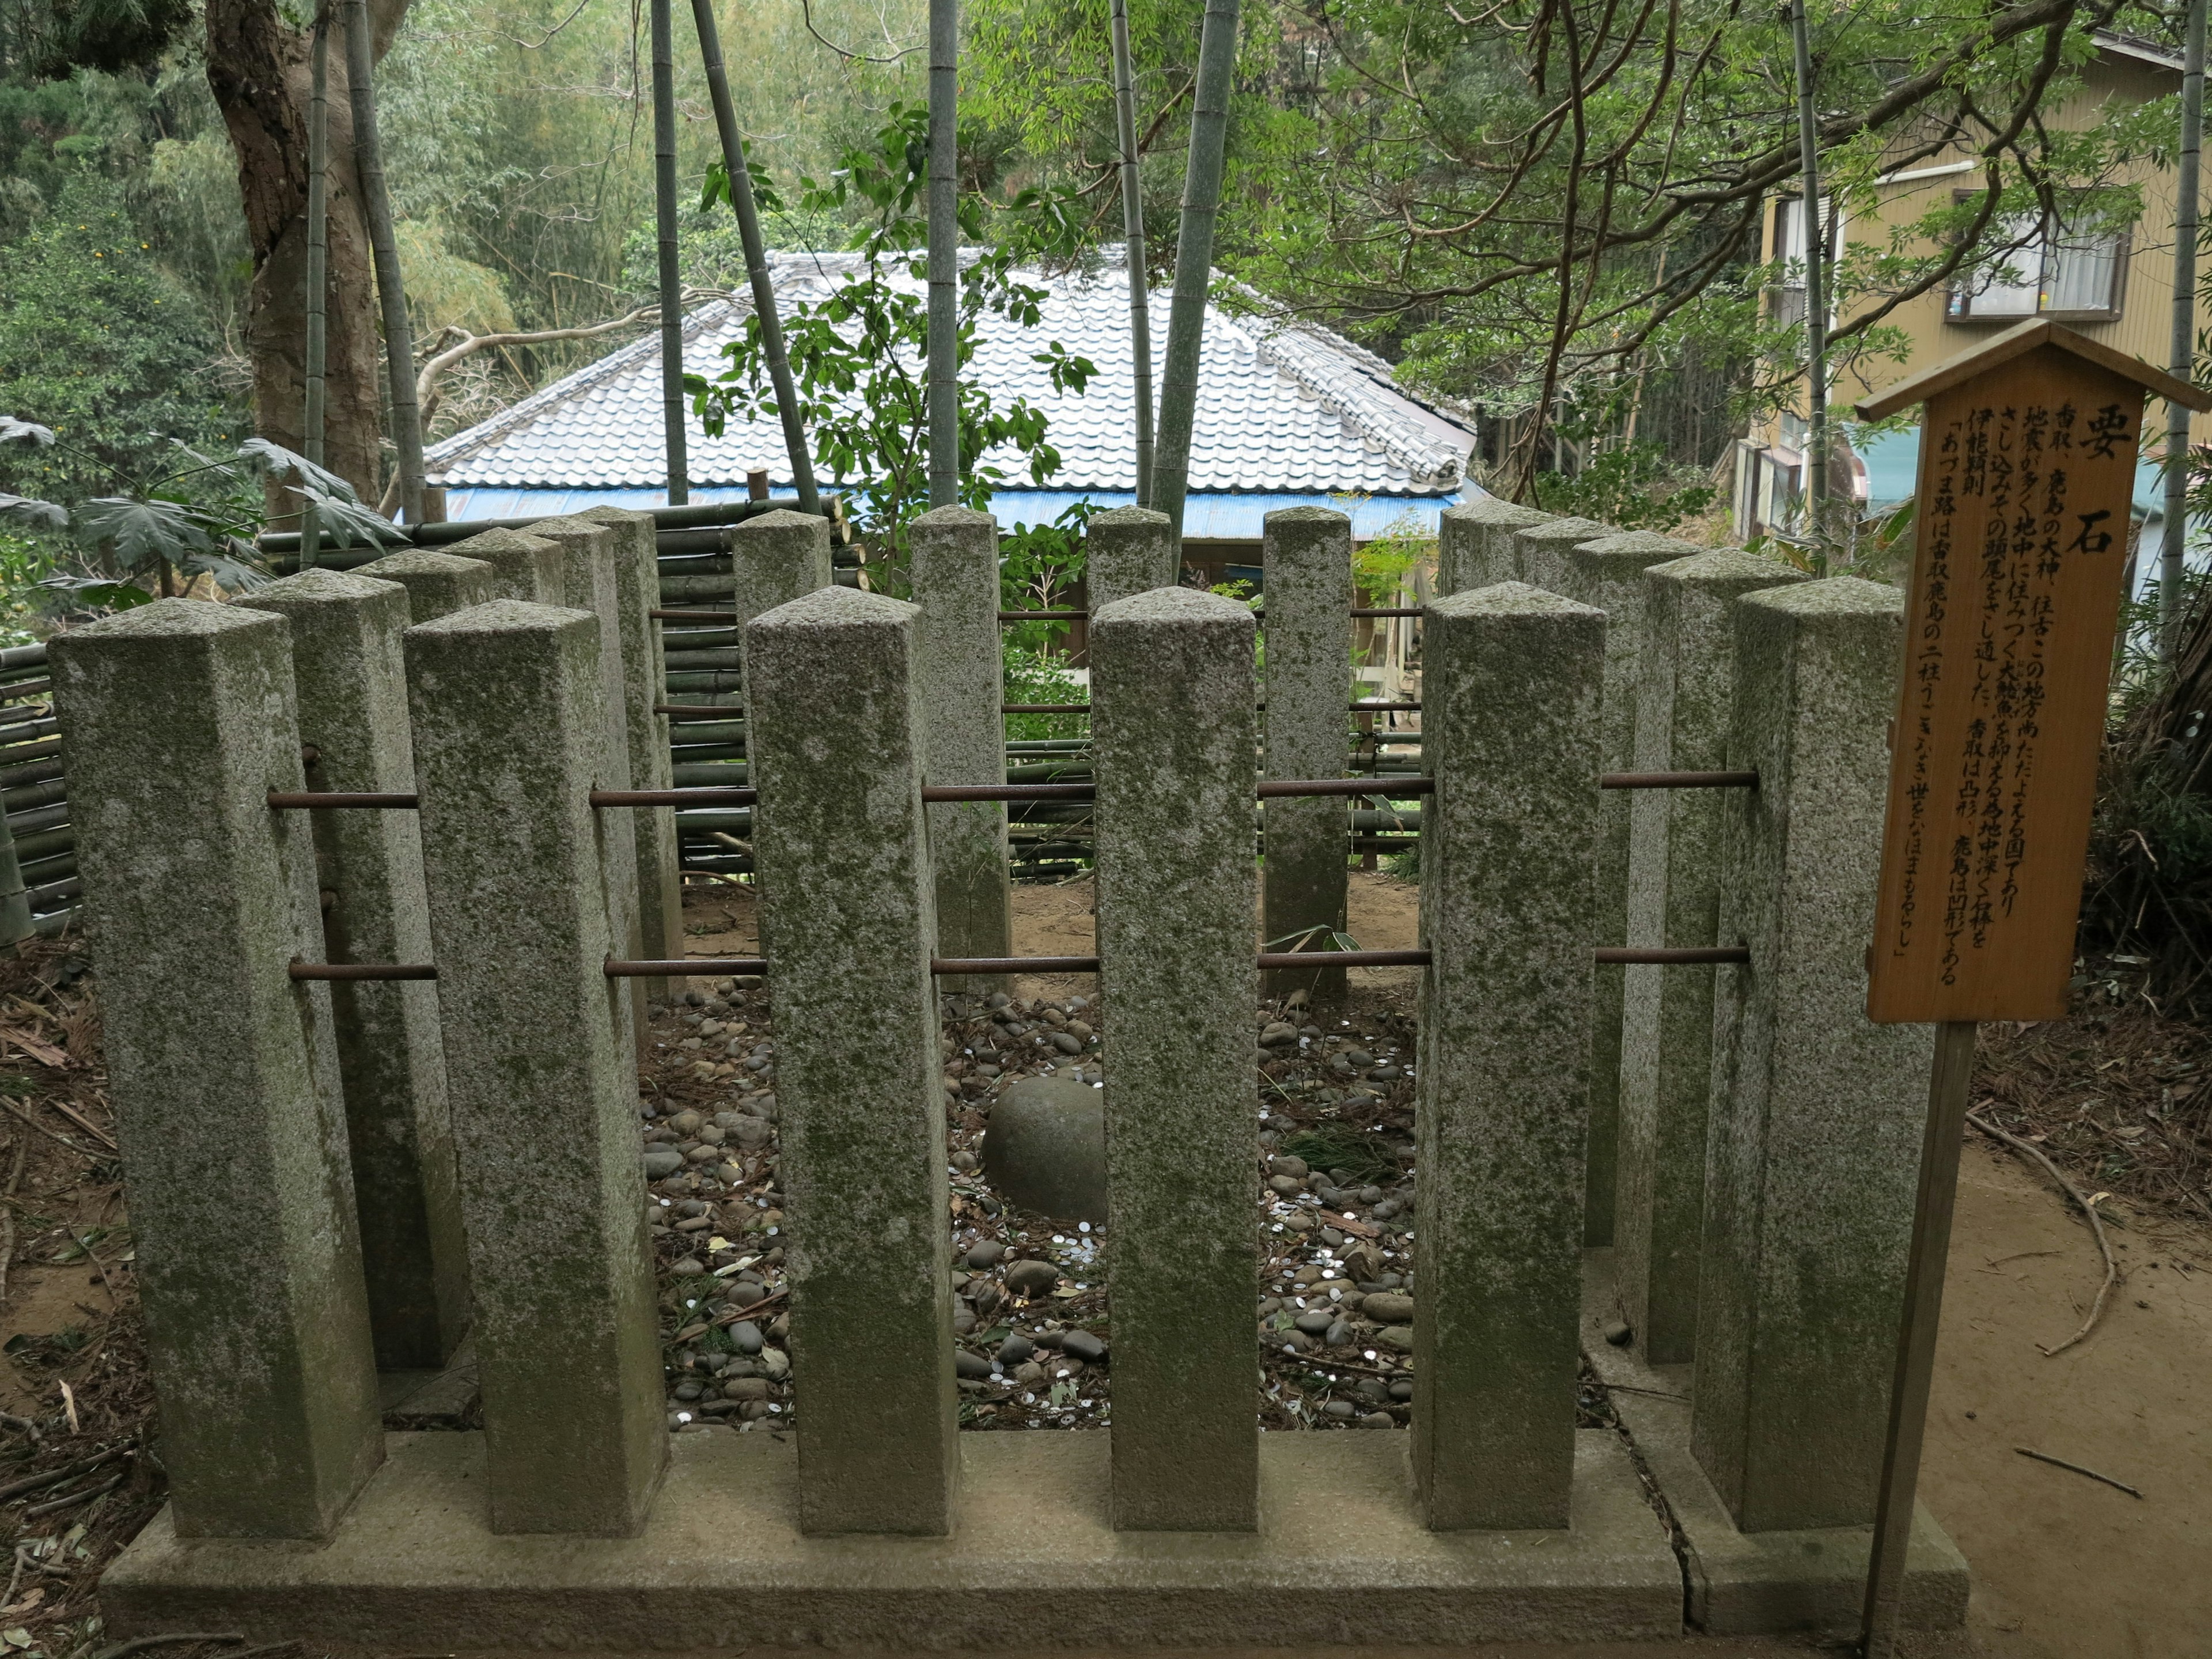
left=1085, top=506, right=1179, bottom=608
left=52, top=600, right=382, bottom=1538
left=1556, top=531, right=1707, bottom=1250
left=729, top=509, right=834, bottom=694
left=982, top=1074, right=1106, bottom=1224
left=238, top=571, right=469, bottom=1372
left=911, top=505, right=1012, bottom=991
left=1513, top=515, right=1610, bottom=594
left=102, top=1429, right=1683, bottom=1647
left=354, top=548, right=495, bottom=622
left=1582, top=1251, right=1968, bottom=1635
left=580, top=505, right=683, bottom=1000
left=442, top=527, right=563, bottom=604
left=1260, top=507, right=1352, bottom=1002
left=1093, top=586, right=1259, bottom=1532
left=404, top=600, right=666, bottom=1535
left=747, top=586, right=956, bottom=1536
left=1438, top=498, right=1551, bottom=593
left=526, top=516, right=646, bottom=1047
left=1692, top=578, right=1936, bottom=1534
left=1615, top=551, right=1810, bottom=1364
left=1414, top=582, right=1603, bottom=1531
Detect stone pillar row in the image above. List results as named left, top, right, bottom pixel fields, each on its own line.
left=54, top=494, right=1930, bottom=1552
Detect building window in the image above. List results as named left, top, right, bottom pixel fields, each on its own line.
left=1946, top=207, right=2129, bottom=322
left=1770, top=195, right=1843, bottom=329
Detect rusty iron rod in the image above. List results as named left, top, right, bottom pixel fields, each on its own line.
left=1594, top=945, right=1749, bottom=964
left=653, top=609, right=743, bottom=622
left=584, top=943, right=1753, bottom=980
left=289, top=960, right=438, bottom=980
left=593, top=787, right=757, bottom=806
left=608, top=957, right=766, bottom=976
left=267, top=791, right=420, bottom=809
left=1258, top=778, right=1434, bottom=798
left=1600, top=770, right=1758, bottom=790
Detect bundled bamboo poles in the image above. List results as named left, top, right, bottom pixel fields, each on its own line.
left=689, top=0, right=819, bottom=514
left=343, top=0, right=426, bottom=524
left=1152, top=0, right=1239, bottom=536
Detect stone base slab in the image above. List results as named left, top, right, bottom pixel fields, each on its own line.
left=1580, top=1250, right=1969, bottom=1636
left=105, top=1428, right=1681, bottom=1649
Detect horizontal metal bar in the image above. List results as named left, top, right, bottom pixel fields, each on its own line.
left=1258, top=778, right=1434, bottom=798
left=607, top=957, right=766, bottom=976
left=594, top=787, right=757, bottom=807
left=652, top=609, right=741, bottom=622
left=933, top=955, right=1099, bottom=975
left=267, top=791, right=421, bottom=809
left=1600, top=770, right=1759, bottom=790
left=1003, top=703, right=1090, bottom=714
left=289, top=961, right=439, bottom=980
left=1594, top=945, right=1751, bottom=964
left=923, top=782, right=1094, bottom=802
left=1351, top=608, right=1423, bottom=618
left=1257, top=949, right=1431, bottom=969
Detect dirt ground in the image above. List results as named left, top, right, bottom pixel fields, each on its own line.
left=0, top=881, right=2206, bottom=1657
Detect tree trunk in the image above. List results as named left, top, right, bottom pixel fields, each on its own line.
left=203, top=0, right=412, bottom=503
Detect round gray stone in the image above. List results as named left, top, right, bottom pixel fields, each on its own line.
left=642, top=1148, right=685, bottom=1179
left=982, top=1074, right=1106, bottom=1223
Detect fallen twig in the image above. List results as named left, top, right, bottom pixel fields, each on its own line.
left=89, top=1635, right=246, bottom=1659
left=0, top=1412, right=39, bottom=1442
left=0, top=1096, right=91, bottom=1154
left=0, top=1444, right=130, bottom=1502
left=1968, top=1109, right=2120, bottom=1357
left=22, top=1469, right=123, bottom=1517
left=0, top=1129, right=22, bottom=1308
left=707, top=1287, right=787, bottom=1328
left=43, top=1099, right=115, bottom=1152
left=2014, top=1445, right=2143, bottom=1499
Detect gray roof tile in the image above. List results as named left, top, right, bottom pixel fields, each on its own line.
left=426, top=251, right=1475, bottom=497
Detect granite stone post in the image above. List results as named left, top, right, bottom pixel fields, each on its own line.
left=1691, top=578, right=1934, bottom=1534
left=729, top=509, right=834, bottom=694
left=1085, top=506, right=1179, bottom=608
left=911, top=506, right=1012, bottom=991
left=580, top=505, right=684, bottom=1001
left=445, top=527, right=564, bottom=604
left=354, top=548, right=495, bottom=621
left=1513, top=515, right=1610, bottom=594
left=404, top=599, right=666, bottom=1535
left=1412, top=583, right=1602, bottom=1532
left=238, top=570, right=470, bottom=1371
left=528, top=516, right=646, bottom=1045
left=1556, top=530, right=1707, bottom=1247
left=1260, top=506, right=1351, bottom=1001
left=745, top=586, right=956, bottom=1536
left=1093, top=586, right=1259, bottom=1531
left=1615, top=551, right=1810, bottom=1363
left=1437, top=498, right=1551, bottom=594
left=52, top=601, right=382, bottom=1539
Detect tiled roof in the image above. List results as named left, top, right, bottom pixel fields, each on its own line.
left=425, top=251, right=1476, bottom=497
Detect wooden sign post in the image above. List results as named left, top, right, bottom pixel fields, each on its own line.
left=1852, top=320, right=2209, bottom=1657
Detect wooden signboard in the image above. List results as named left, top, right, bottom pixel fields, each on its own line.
left=1858, top=321, right=2211, bottom=1023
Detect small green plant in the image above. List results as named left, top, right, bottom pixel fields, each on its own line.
left=1279, top=1124, right=1399, bottom=1185
left=1003, top=642, right=1085, bottom=742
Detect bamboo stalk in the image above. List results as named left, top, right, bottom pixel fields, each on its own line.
left=302, top=6, right=331, bottom=566
left=342, top=0, right=426, bottom=524
left=1150, top=0, right=1239, bottom=536
left=1109, top=0, right=1154, bottom=505
left=2162, top=0, right=2207, bottom=661
left=0, top=789, right=29, bottom=948
left=689, top=0, right=819, bottom=515
left=652, top=0, right=690, bottom=506
left=1788, top=0, right=1828, bottom=575
left=926, top=0, right=960, bottom=507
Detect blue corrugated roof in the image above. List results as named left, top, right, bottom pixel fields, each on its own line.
left=427, top=251, right=1477, bottom=503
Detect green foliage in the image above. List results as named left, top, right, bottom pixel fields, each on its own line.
left=0, top=175, right=240, bottom=505
left=1277, top=1123, right=1397, bottom=1185
left=689, top=105, right=1096, bottom=573
left=1002, top=643, right=1085, bottom=742
left=0, top=419, right=397, bottom=610
left=1344, top=503, right=1431, bottom=604
left=1533, top=443, right=1719, bottom=533
left=0, top=532, right=60, bottom=646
